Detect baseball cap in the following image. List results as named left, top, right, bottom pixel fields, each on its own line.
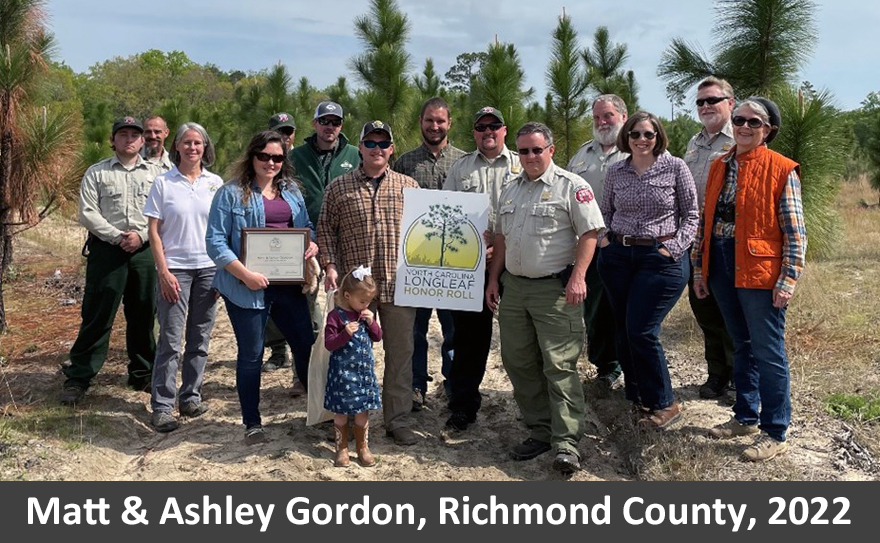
left=360, top=120, right=394, bottom=142
left=472, top=106, right=504, bottom=125
left=748, top=96, right=781, bottom=144
left=314, top=101, right=344, bottom=119
left=268, top=112, right=296, bottom=131
left=112, top=116, right=143, bottom=136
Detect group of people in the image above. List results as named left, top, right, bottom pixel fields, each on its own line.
left=59, top=74, right=805, bottom=474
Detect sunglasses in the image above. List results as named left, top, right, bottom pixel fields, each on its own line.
left=254, top=152, right=285, bottom=164
left=317, top=117, right=342, bottom=127
left=696, top=96, right=730, bottom=107
left=517, top=145, right=550, bottom=156
left=628, top=130, right=657, bottom=140
left=474, top=122, right=504, bottom=132
left=362, top=140, right=392, bottom=149
left=732, top=116, right=768, bottom=129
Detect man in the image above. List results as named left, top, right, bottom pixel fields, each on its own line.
left=62, top=117, right=162, bottom=404
left=486, top=122, right=605, bottom=475
left=142, top=115, right=173, bottom=172
left=317, top=121, right=421, bottom=446
left=269, top=112, right=296, bottom=149
left=566, top=94, right=628, bottom=397
left=442, top=106, right=520, bottom=432
left=393, top=97, right=466, bottom=411
left=684, top=76, right=736, bottom=399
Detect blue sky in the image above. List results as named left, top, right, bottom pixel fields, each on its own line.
left=47, top=0, right=878, bottom=115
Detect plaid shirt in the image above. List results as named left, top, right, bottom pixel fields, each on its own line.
left=393, top=142, right=466, bottom=189
left=692, top=153, right=807, bottom=293
left=600, top=152, right=699, bottom=260
left=317, top=166, right=419, bottom=303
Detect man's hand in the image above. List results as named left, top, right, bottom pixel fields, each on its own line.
left=565, top=274, right=587, bottom=305
left=243, top=270, right=269, bottom=291
left=484, top=229, right=494, bottom=266
left=324, top=265, right=338, bottom=292
left=360, top=309, right=374, bottom=325
left=344, top=321, right=360, bottom=336
left=120, top=231, right=143, bottom=253
left=485, top=279, right=501, bottom=312
left=693, top=276, right=709, bottom=299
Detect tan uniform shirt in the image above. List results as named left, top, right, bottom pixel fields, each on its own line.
left=143, top=149, right=174, bottom=172
left=684, top=121, right=734, bottom=209
left=443, top=146, right=521, bottom=235
left=78, top=155, right=161, bottom=244
left=496, top=162, right=605, bottom=278
left=566, top=139, right=628, bottom=204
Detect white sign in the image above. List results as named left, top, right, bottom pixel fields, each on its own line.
left=395, top=188, right=489, bottom=312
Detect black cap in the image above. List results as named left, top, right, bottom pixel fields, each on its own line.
left=749, top=96, right=781, bottom=143
left=268, top=112, right=296, bottom=131
left=360, top=120, right=393, bottom=142
left=472, top=106, right=504, bottom=125
left=112, top=116, right=143, bottom=136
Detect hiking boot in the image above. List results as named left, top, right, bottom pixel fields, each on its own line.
left=742, top=433, right=789, bottom=462
left=385, top=426, right=419, bottom=446
left=179, top=401, right=209, bottom=418
left=444, top=412, right=476, bottom=433
left=411, top=389, right=426, bottom=412
left=699, top=375, right=729, bottom=399
left=552, top=450, right=581, bottom=474
left=151, top=411, right=179, bottom=433
left=510, top=438, right=552, bottom=461
left=244, top=425, right=268, bottom=445
left=289, top=379, right=306, bottom=397
left=708, top=418, right=760, bottom=439
left=60, top=384, right=86, bottom=405
left=638, top=401, right=682, bottom=430
left=263, top=346, right=290, bottom=372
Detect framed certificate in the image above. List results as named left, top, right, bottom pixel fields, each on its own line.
left=240, top=228, right=309, bottom=284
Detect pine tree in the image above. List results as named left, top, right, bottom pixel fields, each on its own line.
left=470, top=42, right=534, bottom=149
left=582, top=27, right=639, bottom=112
left=546, top=12, right=589, bottom=165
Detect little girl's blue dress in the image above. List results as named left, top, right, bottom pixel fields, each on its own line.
left=324, top=308, right=381, bottom=414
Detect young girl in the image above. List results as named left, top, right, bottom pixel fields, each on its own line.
left=324, top=266, right=382, bottom=467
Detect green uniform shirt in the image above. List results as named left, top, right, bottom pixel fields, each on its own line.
left=393, top=142, right=466, bottom=189
left=443, top=146, right=521, bottom=236
left=78, top=154, right=161, bottom=244
left=684, top=121, right=734, bottom=209
left=566, top=139, right=628, bottom=204
left=497, top=162, right=605, bottom=278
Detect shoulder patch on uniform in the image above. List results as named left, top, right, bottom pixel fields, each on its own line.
left=575, top=186, right=594, bottom=204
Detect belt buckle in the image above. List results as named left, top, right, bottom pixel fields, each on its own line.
left=622, top=235, right=632, bottom=247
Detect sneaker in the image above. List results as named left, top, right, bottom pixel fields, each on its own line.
left=385, top=426, right=419, bottom=446
left=60, top=384, right=85, bottom=405
left=638, top=401, right=682, bottom=430
left=510, top=438, right=552, bottom=461
left=708, top=418, right=760, bottom=439
left=151, top=411, right=179, bottom=433
left=179, top=401, right=209, bottom=418
left=411, top=389, right=426, bottom=412
left=444, top=412, right=476, bottom=433
left=742, top=433, right=789, bottom=462
left=289, top=379, right=306, bottom=397
left=552, top=450, right=581, bottom=474
left=699, top=375, right=729, bottom=399
left=244, top=425, right=268, bottom=445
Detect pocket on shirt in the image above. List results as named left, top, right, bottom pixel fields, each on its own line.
left=747, top=238, right=783, bottom=258
left=530, top=204, right=563, bottom=235
left=498, top=203, right=515, bottom=235
left=646, top=177, right=675, bottom=207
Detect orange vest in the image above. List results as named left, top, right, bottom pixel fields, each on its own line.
left=700, top=145, right=799, bottom=289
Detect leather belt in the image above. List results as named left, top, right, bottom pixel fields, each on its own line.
left=614, top=233, right=674, bottom=247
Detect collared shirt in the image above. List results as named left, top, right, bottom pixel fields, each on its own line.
left=691, top=152, right=807, bottom=293
left=143, top=148, right=174, bottom=172
left=143, top=166, right=223, bottom=269
left=496, top=162, right=605, bottom=278
left=443, top=146, right=521, bottom=235
left=600, top=152, right=699, bottom=260
left=566, top=139, right=629, bottom=204
left=393, top=142, right=466, bottom=189
left=684, top=121, right=735, bottom=209
left=78, top=154, right=161, bottom=245
left=317, top=166, right=419, bottom=304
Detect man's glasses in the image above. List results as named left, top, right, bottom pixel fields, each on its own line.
left=362, top=140, right=392, bottom=149
left=696, top=96, right=730, bottom=107
left=732, top=116, right=767, bottom=129
left=317, top=117, right=343, bottom=127
left=628, top=130, right=657, bottom=140
left=474, top=122, right=504, bottom=132
left=517, top=145, right=550, bottom=156
left=254, top=152, right=285, bottom=163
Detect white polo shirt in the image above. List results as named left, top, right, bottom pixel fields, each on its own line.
left=143, top=166, right=223, bottom=269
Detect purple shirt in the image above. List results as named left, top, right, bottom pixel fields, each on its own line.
left=262, top=195, right=292, bottom=229
left=324, top=308, right=383, bottom=351
left=599, top=152, right=699, bottom=259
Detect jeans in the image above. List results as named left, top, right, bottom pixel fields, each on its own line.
left=707, top=237, right=791, bottom=441
left=412, top=307, right=454, bottom=393
left=598, top=241, right=689, bottom=410
left=152, top=268, right=218, bottom=413
left=224, top=286, right=314, bottom=428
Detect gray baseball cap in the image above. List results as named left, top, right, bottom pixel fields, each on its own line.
left=314, top=101, right=344, bottom=119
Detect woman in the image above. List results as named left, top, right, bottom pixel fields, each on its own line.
left=597, top=111, right=699, bottom=429
left=205, top=130, right=318, bottom=444
left=144, top=122, right=222, bottom=433
left=693, top=97, right=805, bottom=462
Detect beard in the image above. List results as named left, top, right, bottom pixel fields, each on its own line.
left=422, top=128, right=447, bottom=146
left=594, top=123, right=622, bottom=147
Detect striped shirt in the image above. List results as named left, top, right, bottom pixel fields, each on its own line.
left=393, top=142, right=466, bottom=189
left=691, top=153, right=807, bottom=293
left=317, top=166, right=419, bottom=304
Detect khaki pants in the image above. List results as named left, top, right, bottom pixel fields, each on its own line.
left=377, top=302, right=416, bottom=431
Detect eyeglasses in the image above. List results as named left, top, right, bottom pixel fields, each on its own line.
left=696, top=96, right=730, bottom=107
left=517, top=145, right=551, bottom=156
left=628, top=130, right=657, bottom=140
left=278, top=127, right=294, bottom=136
left=474, top=122, right=504, bottom=132
left=362, top=140, right=392, bottom=149
left=254, top=152, right=285, bottom=163
left=317, top=117, right=342, bottom=127
left=732, top=116, right=767, bottom=129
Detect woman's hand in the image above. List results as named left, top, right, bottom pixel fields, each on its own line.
left=158, top=270, right=181, bottom=303
left=304, top=240, right=318, bottom=260
left=658, top=246, right=672, bottom=258
left=693, top=276, right=710, bottom=299
left=243, top=270, right=269, bottom=291
left=772, top=287, right=792, bottom=309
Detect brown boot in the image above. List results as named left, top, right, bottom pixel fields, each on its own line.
left=354, top=422, right=376, bottom=467
left=334, top=423, right=350, bottom=467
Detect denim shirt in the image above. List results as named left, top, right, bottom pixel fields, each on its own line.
left=205, top=180, right=315, bottom=309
